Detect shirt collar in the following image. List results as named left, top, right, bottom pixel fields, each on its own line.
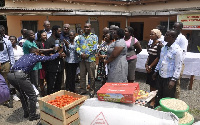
left=83, top=32, right=93, bottom=38
left=166, top=41, right=176, bottom=50
left=44, top=29, right=52, bottom=34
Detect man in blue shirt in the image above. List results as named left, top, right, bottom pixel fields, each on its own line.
left=7, top=47, right=63, bottom=121
left=153, top=29, right=183, bottom=107
left=17, top=28, right=27, bottom=43
left=60, top=24, right=70, bottom=42
left=0, top=25, right=15, bottom=108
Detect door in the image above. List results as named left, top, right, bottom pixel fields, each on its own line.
left=130, top=22, right=144, bottom=41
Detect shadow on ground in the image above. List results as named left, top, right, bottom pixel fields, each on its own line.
left=6, top=107, right=28, bottom=124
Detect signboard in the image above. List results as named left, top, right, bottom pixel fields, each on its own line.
left=177, top=14, right=200, bottom=30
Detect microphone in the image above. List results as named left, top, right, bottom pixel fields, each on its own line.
left=0, top=37, right=4, bottom=51
left=55, top=39, right=60, bottom=47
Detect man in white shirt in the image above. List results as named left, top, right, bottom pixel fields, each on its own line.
left=35, top=21, right=52, bottom=40
left=173, top=22, right=188, bottom=98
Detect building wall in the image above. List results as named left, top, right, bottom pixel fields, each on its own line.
left=6, top=15, right=191, bottom=43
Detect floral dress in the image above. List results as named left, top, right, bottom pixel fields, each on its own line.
left=96, top=41, right=108, bottom=83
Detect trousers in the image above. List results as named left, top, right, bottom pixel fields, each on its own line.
left=155, top=75, right=176, bottom=106
left=79, top=60, right=96, bottom=93
left=7, top=72, right=37, bottom=116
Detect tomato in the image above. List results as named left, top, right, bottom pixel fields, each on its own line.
left=47, top=94, right=80, bottom=108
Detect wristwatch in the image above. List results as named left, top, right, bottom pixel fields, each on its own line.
left=148, top=66, right=152, bottom=69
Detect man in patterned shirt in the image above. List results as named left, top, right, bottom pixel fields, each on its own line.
left=153, top=29, right=183, bottom=106
left=76, top=23, right=98, bottom=97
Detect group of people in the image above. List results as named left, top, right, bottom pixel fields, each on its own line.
left=0, top=20, right=188, bottom=121
left=145, top=22, right=188, bottom=108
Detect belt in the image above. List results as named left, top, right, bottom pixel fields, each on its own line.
left=10, top=70, right=24, bottom=73
left=1, top=61, right=9, bottom=65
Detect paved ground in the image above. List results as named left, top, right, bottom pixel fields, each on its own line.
left=0, top=72, right=199, bottom=125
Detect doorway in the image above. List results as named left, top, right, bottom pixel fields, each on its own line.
left=130, top=22, right=144, bottom=41
left=0, top=15, right=8, bottom=35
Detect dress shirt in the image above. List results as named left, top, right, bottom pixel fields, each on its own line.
left=66, top=42, right=80, bottom=63
left=35, top=30, right=52, bottom=40
left=17, top=35, right=24, bottom=42
left=11, top=53, right=59, bottom=73
left=0, top=74, right=10, bottom=103
left=0, top=37, right=15, bottom=66
left=23, top=40, right=42, bottom=70
left=60, top=32, right=70, bottom=42
left=13, top=45, right=24, bottom=61
left=76, top=33, right=98, bottom=62
left=174, top=33, right=188, bottom=60
left=155, top=42, right=183, bottom=81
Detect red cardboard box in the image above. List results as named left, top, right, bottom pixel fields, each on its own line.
left=104, top=82, right=139, bottom=87
left=97, top=83, right=139, bottom=103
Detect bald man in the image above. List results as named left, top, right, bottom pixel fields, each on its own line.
left=35, top=20, right=52, bottom=40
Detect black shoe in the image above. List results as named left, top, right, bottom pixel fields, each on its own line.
left=24, top=112, right=29, bottom=118
left=3, top=100, right=13, bottom=108
left=89, top=93, right=94, bottom=98
left=89, top=91, right=95, bottom=98
left=29, top=114, right=40, bottom=121
left=7, top=100, right=13, bottom=108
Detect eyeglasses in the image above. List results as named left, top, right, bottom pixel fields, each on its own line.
left=150, top=34, right=156, bottom=36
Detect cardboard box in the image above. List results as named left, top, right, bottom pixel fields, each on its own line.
left=104, top=82, right=139, bottom=87
left=97, top=83, right=139, bottom=103
left=38, top=90, right=87, bottom=125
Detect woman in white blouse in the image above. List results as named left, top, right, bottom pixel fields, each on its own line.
left=9, top=36, right=24, bottom=101
left=9, top=36, right=24, bottom=62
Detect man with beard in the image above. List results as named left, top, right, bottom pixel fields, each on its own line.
left=76, top=23, right=98, bottom=97
left=45, top=25, right=66, bottom=94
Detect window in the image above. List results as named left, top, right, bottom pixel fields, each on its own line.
left=160, top=21, right=175, bottom=35
left=22, top=21, right=38, bottom=33
left=108, top=22, right=120, bottom=28
left=0, top=0, right=5, bottom=7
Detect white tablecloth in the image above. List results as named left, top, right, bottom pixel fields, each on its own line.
left=136, top=49, right=200, bottom=78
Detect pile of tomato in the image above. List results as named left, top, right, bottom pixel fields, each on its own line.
left=47, top=95, right=79, bottom=108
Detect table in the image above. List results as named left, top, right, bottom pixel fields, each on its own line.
left=136, top=49, right=200, bottom=90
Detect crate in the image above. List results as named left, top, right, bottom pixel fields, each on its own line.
left=38, top=90, right=87, bottom=125
left=97, top=83, right=139, bottom=103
